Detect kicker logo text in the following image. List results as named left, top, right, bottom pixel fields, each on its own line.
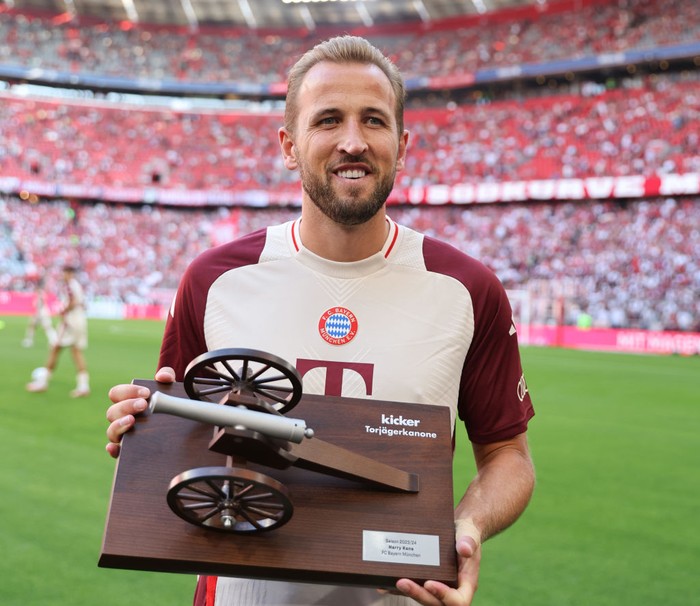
left=381, top=414, right=421, bottom=427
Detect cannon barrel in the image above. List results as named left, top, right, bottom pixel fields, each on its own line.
left=148, top=391, right=314, bottom=443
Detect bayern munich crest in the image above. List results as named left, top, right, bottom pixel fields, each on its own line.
left=318, top=307, right=358, bottom=346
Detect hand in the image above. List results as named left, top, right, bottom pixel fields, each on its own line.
left=395, top=524, right=481, bottom=606
left=105, top=367, right=176, bottom=458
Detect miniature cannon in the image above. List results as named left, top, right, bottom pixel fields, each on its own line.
left=148, top=348, right=419, bottom=534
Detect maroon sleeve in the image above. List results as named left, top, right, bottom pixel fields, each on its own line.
left=157, top=260, right=209, bottom=380
left=192, top=575, right=206, bottom=606
left=423, top=237, right=534, bottom=444
left=458, top=270, right=534, bottom=443
left=158, top=228, right=268, bottom=380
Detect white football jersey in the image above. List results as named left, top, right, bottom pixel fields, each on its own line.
left=160, top=217, right=534, bottom=606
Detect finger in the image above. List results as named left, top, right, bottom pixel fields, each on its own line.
left=105, top=441, right=121, bottom=459
left=106, top=397, right=148, bottom=423
left=425, top=580, right=473, bottom=605
left=106, top=414, right=136, bottom=444
left=454, top=520, right=480, bottom=556
left=456, top=535, right=478, bottom=558
left=397, top=575, right=477, bottom=606
left=108, top=383, right=150, bottom=404
left=395, top=579, right=443, bottom=606
left=154, top=366, right=176, bottom=383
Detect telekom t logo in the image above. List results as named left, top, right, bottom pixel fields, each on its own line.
left=295, top=359, right=374, bottom=397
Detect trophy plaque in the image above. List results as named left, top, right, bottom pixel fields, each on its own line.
left=99, top=348, right=457, bottom=588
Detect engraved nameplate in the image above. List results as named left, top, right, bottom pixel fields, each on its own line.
left=362, top=530, right=440, bottom=566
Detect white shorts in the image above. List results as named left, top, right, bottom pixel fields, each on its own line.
left=57, top=309, right=88, bottom=349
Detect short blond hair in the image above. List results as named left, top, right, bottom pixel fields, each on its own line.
left=284, top=35, right=406, bottom=136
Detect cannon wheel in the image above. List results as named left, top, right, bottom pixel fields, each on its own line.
left=167, top=466, right=294, bottom=533
left=183, top=348, right=303, bottom=414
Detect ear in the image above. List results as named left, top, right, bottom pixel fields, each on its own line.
left=278, top=127, right=298, bottom=170
left=395, top=129, right=409, bottom=172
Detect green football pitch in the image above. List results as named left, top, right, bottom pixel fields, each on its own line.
left=1, top=315, right=698, bottom=605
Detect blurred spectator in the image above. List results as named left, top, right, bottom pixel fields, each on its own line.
left=0, top=0, right=698, bottom=85
left=0, top=0, right=698, bottom=333
left=2, top=194, right=698, bottom=332
left=1, top=72, right=698, bottom=191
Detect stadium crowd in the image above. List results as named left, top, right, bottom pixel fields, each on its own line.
left=1, top=0, right=698, bottom=334
left=1, top=72, right=698, bottom=192
left=2, top=0, right=698, bottom=194
left=1, top=0, right=699, bottom=84
left=2, top=194, right=698, bottom=333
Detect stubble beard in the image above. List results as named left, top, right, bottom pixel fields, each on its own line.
left=299, top=160, right=396, bottom=226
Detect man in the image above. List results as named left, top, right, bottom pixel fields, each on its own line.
left=22, top=274, right=57, bottom=348
left=27, top=265, right=90, bottom=397
left=106, top=36, right=535, bottom=606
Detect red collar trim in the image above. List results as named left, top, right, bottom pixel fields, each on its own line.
left=291, top=219, right=301, bottom=252
left=384, top=217, right=399, bottom=258
left=291, top=217, right=398, bottom=258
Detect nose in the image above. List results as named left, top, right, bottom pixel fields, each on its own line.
left=337, top=120, right=368, bottom=157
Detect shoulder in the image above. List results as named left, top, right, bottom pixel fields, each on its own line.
left=192, top=226, right=268, bottom=268
left=407, top=227, right=503, bottom=293
left=180, top=221, right=297, bottom=296
left=184, top=224, right=274, bottom=287
left=395, top=224, right=510, bottom=328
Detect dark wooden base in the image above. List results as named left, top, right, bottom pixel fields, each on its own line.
left=99, top=381, right=457, bottom=588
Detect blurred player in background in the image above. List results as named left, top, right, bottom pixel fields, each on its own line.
left=22, top=274, right=57, bottom=348
left=26, top=265, right=90, bottom=397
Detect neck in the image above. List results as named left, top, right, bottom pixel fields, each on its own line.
left=299, top=205, right=389, bottom=262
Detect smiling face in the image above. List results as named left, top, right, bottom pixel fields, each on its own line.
left=279, top=60, right=408, bottom=227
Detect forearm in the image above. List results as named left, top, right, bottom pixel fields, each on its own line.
left=455, top=434, right=535, bottom=542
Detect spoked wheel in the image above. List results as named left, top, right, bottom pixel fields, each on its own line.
left=183, top=348, right=303, bottom=414
left=167, top=466, right=294, bottom=533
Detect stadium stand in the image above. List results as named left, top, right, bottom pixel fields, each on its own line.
left=1, top=0, right=699, bottom=85
left=2, top=194, right=698, bottom=332
left=1, top=73, right=698, bottom=192
left=0, top=0, right=698, bottom=334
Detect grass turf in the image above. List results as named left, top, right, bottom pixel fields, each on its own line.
left=1, top=315, right=698, bottom=605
